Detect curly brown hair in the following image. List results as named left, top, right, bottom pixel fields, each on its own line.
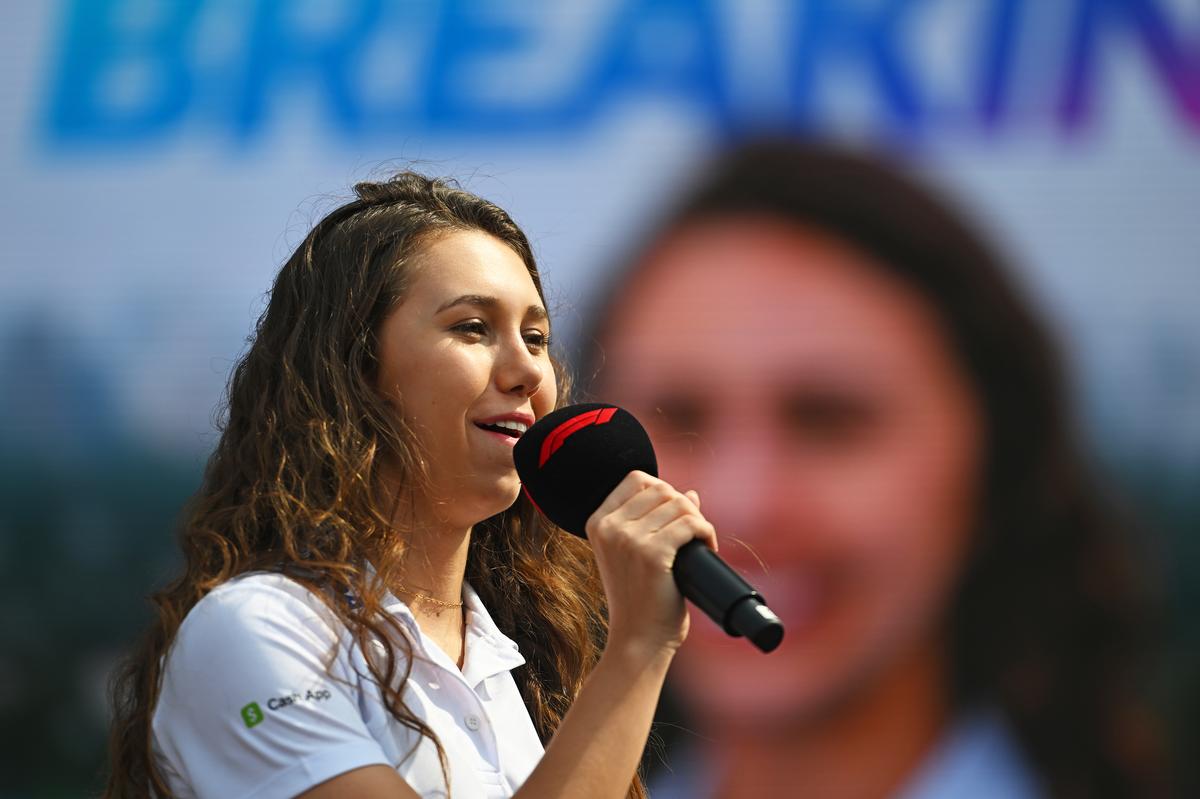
left=104, top=172, right=645, bottom=798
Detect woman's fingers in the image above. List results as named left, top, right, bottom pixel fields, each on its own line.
left=633, top=493, right=699, bottom=535
left=654, top=512, right=718, bottom=555
left=586, top=471, right=680, bottom=535
left=586, top=472, right=716, bottom=554
left=586, top=470, right=658, bottom=533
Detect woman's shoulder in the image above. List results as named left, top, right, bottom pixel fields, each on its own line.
left=153, top=572, right=398, bottom=798
left=189, top=570, right=335, bottom=612
left=171, top=572, right=347, bottom=662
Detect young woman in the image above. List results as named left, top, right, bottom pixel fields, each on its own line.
left=580, top=140, right=1168, bottom=798
left=105, top=172, right=716, bottom=798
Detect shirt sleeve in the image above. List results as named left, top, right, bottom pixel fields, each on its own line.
left=151, top=575, right=394, bottom=799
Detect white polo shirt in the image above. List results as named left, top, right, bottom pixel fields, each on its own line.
left=151, top=572, right=546, bottom=798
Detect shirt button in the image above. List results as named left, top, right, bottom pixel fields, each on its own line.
left=464, top=714, right=481, bottom=731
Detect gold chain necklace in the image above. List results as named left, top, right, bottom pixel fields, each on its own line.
left=395, top=583, right=464, bottom=610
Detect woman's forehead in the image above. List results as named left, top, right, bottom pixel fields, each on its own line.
left=617, top=223, right=917, bottom=328
left=406, top=230, right=542, bottom=308
left=599, top=220, right=957, bottom=388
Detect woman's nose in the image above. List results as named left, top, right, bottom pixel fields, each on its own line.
left=496, top=334, right=545, bottom=398
left=695, top=437, right=775, bottom=535
left=689, top=424, right=805, bottom=555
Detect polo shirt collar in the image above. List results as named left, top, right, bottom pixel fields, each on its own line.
left=375, top=576, right=527, bottom=688
left=459, top=582, right=527, bottom=688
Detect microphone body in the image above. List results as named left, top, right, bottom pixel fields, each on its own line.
left=514, top=403, right=784, bottom=653
left=673, top=540, right=783, bottom=652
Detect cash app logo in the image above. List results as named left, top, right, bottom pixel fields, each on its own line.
left=240, top=701, right=265, bottom=728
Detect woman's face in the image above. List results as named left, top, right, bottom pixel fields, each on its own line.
left=375, top=230, right=557, bottom=528
left=598, top=219, right=982, bottom=729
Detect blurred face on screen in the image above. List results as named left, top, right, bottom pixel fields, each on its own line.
left=597, top=219, right=983, bottom=729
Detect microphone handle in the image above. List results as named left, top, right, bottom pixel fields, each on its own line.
left=671, top=540, right=785, bottom=653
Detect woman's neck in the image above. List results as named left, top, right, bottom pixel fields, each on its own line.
left=710, top=639, right=950, bottom=799
left=389, top=502, right=474, bottom=669
left=389, top=495, right=473, bottom=604
left=397, top=527, right=472, bottom=605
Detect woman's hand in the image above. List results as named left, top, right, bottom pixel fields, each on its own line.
left=585, top=471, right=717, bottom=660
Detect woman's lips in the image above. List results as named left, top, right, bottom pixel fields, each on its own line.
left=474, top=423, right=521, bottom=447
left=472, top=414, right=532, bottom=447
left=691, top=568, right=827, bottom=641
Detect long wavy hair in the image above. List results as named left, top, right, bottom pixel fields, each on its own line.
left=105, top=172, right=645, bottom=798
left=579, top=140, right=1168, bottom=798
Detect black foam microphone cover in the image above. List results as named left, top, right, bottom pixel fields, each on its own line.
left=514, top=403, right=784, bottom=653
left=513, top=403, right=658, bottom=536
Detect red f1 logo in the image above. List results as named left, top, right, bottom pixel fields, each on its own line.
left=539, top=406, right=618, bottom=467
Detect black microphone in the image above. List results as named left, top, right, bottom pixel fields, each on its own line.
left=514, top=403, right=784, bottom=653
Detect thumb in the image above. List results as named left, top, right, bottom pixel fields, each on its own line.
left=685, top=489, right=700, bottom=509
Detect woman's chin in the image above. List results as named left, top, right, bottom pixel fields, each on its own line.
left=673, top=646, right=848, bottom=732
left=671, top=607, right=878, bottom=733
left=461, top=475, right=523, bottom=523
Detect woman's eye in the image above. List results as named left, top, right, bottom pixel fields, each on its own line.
left=453, top=322, right=549, bottom=350
left=781, top=392, right=880, bottom=444
left=524, top=330, right=550, bottom=350
left=649, top=395, right=707, bottom=434
left=453, top=321, right=488, bottom=338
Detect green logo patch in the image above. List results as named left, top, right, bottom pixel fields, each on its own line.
left=240, top=701, right=265, bottom=728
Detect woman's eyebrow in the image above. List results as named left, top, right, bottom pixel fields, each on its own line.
left=436, top=293, right=548, bottom=322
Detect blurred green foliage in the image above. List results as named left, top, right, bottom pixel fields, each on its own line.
left=0, top=446, right=198, bottom=798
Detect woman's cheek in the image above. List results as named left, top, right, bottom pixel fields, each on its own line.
left=834, top=452, right=975, bottom=660
left=671, top=458, right=970, bottom=725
